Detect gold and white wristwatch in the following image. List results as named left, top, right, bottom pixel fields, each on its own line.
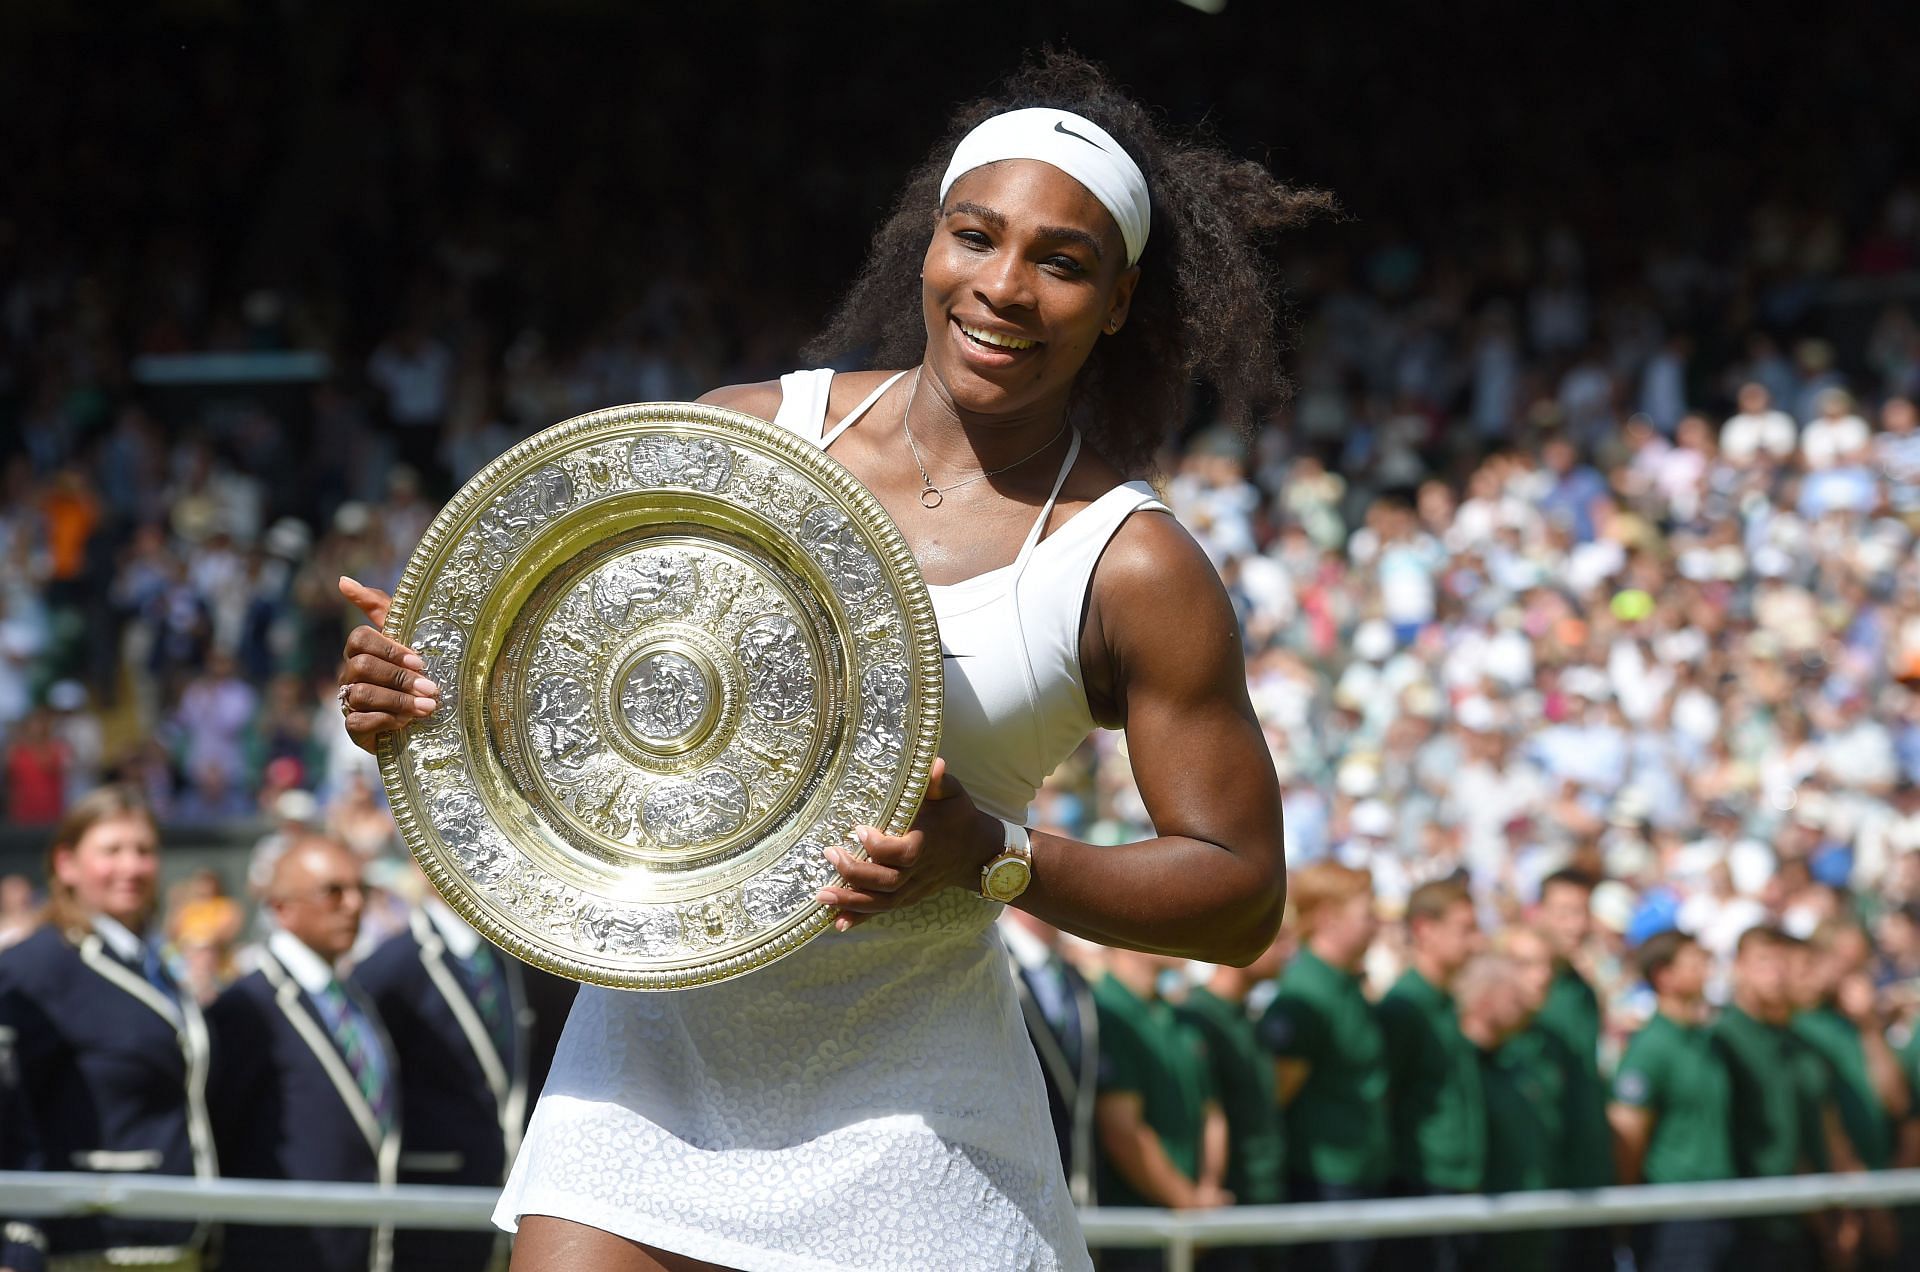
left=980, top=819, right=1034, bottom=903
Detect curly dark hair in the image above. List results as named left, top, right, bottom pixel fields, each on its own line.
left=802, top=48, right=1339, bottom=474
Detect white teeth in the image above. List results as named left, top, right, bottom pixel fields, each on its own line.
left=960, top=322, right=1037, bottom=351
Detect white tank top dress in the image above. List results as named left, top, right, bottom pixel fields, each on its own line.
left=493, top=369, right=1169, bottom=1271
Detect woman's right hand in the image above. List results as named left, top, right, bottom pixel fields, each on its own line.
left=337, top=575, right=440, bottom=754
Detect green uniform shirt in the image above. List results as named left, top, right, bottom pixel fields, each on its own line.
left=1496, top=1026, right=1569, bottom=1174
left=1092, top=973, right=1213, bottom=1208
left=1377, top=969, right=1487, bottom=1191
left=1792, top=1006, right=1894, bottom=1170
left=1533, top=965, right=1613, bottom=1189
left=1612, top=1011, right=1734, bottom=1184
left=1176, top=986, right=1285, bottom=1204
left=1711, top=1005, right=1810, bottom=1179
left=1257, top=948, right=1390, bottom=1187
left=1478, top=1043, right=1556, bottom=1272
left=1713, top=1004, right=1822, bottom=1244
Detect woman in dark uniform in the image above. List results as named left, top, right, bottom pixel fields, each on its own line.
left=0, top=786, right=217, bottom=1271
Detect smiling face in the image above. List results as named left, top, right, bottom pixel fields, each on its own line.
left=53, top=812, right=161, bottom=932
left=921, top=159, right=1139, bottom=421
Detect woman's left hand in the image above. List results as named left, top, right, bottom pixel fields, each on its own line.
left=816, top=757, right=1000, bottom=931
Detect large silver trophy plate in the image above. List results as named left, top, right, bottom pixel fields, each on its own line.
left=376, top=403, right=943, bottom=989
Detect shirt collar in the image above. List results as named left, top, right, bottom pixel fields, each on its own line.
left=268, top=928, right=340, bottom=995
left=423, top=898, right=482, bottom=961
left=91, top=914, right=147, bottom=963
left=997, top=915, right=1054, bottom=972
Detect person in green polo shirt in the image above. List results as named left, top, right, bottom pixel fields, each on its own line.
left=1376, top=877, right=1484, bottom=1272
left=1609, top=929, right=1734, bottom=1272
left=1526, top=869, right=1616, bottom=1272
left=1455, top=952, right=1553, bottom=1272
left=1258, top=861, right=1387, bottom=1272
left=1093, top=944, right=1227, bottom=1271
left=1791, top=917, right=1910, bottom=1267
left=1711, top=924, right=1828, bottom=1270
left=1177, top=937, right=1287, bottom=1272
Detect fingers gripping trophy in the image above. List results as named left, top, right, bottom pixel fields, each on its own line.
left=336, top=50, right=1314, bottom=1272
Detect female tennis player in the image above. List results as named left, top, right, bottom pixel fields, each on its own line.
left=338, top=50, right=1328, bottom=1272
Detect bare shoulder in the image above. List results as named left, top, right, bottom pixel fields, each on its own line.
left=1083, top=499, right=1243, bottom=723
left=695, top=380, right=784, bottom=421
left=825, top=369, right=909, bottom=421
left=1093, top=501, right=1221, bottom=610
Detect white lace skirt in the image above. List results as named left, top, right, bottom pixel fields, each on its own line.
left=493, top=905, right=1090, bottom=1272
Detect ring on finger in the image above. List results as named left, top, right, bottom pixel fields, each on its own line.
left=336, top=684, right=353, bottom=719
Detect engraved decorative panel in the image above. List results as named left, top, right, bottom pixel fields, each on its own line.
left=375, top=402, right=942, bottom=989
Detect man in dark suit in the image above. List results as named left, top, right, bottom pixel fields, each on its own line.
left=353, top=887, right=531, bottom=1272
left=1000, top=907, right=1100, bottom=1206
left=208, top=834, right=399, bottom=1272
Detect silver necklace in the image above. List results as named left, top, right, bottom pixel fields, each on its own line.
left=900, top=367, right=1069, bottom=509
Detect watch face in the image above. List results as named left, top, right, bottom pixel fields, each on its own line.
left=984, top=856, right=1032, bottom=902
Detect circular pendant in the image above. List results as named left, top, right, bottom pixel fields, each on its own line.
left=919, top=486, right=943, bottom=509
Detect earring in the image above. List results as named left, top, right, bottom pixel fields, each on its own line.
left=1105, top=320, right=1120, bottom=334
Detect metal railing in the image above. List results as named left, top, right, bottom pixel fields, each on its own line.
left=8, top=1169, right=1920, bottom=1272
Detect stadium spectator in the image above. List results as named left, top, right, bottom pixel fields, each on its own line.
left=0, top=787, right=214, bottom=1270
left=1092, top=946, right=1229, bottom=1243
left=1376, top=877, right=1485, bottom=1272
left=353, top=879, right=529, bottom=1272
left=1713, top=925, right=1844, bottom=1270
left=1002, top=906, right=1103, bottom=1207
left=1454, top=952, right=1553, bottom=1272
left=1175, top=936, right=1289, bottom=1271
left=1260, top=862, right=1388, bottom=1272
left=208, top=835, right=399, bottom=1272
left=1609, top=929, right=1736, bottom=1272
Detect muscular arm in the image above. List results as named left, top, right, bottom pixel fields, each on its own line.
left=1019, top=512, right=1286, bottom=965
left=696, top=383, right=1285, bottom=962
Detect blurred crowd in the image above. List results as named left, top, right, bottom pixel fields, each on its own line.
left=6, top=6, right=1920, bottom=1270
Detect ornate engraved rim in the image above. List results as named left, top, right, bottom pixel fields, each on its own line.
left=376, top=401, right=943, bottom=990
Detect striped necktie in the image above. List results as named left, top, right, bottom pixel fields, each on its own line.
left=314, top=980, right=396, bottom=1132
left=460, top=943, right=514, bottom=1065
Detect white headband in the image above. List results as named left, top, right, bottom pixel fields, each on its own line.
left=939, top=108, right=1151, bottom=268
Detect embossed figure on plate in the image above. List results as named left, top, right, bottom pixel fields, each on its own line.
left=528, top=674, right=601, bottom=771
left=619, top=650, right=713, bottom=747
left=642, top=768, right=751, bottom=848
left=798, top=506, right=883, bottom=604
left=737, top=615, right=817, bottom=724
left=854, top=663, right=911, bottom=766
left=592, top=550, right=699, bottom=631
left=629, top=436, right=734, bottom=493
left=478, top=465, right=575, bottom=558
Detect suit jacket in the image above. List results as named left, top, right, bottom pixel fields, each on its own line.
left=0, top=924, right=215, bottom=1261
left=206, top=944, right=400, bottom=1272
left=1009, top=948, right=1101, bottom=1206
left=1, top=993, right=49, bottom=1272
left=350, top=907, right=530, bottom=1187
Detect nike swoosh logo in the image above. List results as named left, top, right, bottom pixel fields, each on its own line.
left=1053, top=120, right=1109, bottom=152
left=941, top=652, right=974, bottom=660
